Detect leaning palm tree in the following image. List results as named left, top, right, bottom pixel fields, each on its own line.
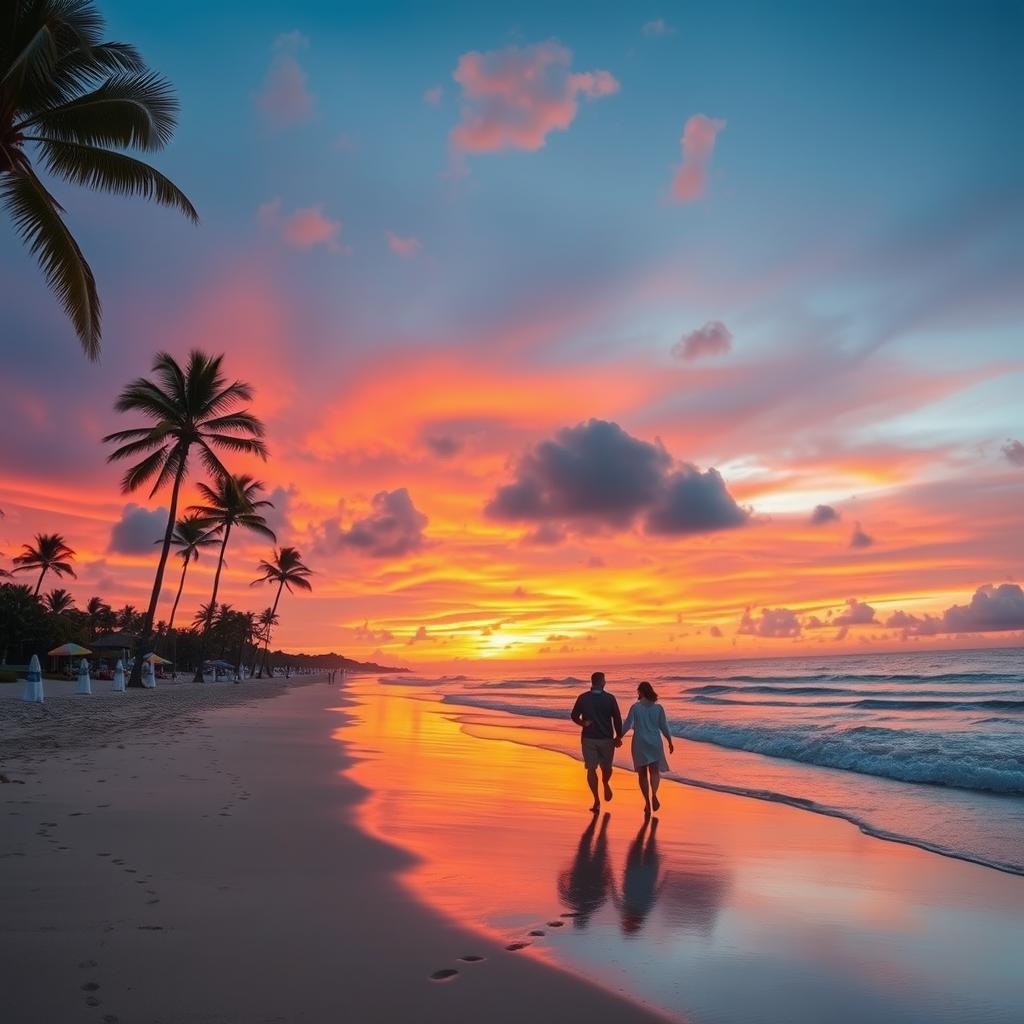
left=104, top=351, right=267, bottom=686
left=163, top=513, right=217, bottom=634
left=44, top=587, right=76, bottom=614
left=251, top=547, right=312, bottom=677
left=189, top=474, right=275, bottom=680
left=0, top=0, right=197, bottom=358
left=12, top=532, right=76, bottom=594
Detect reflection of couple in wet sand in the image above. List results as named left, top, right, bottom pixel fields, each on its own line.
left=557, top=813, right=664, bottom=935
left=570, top=672, right=675, bottom=816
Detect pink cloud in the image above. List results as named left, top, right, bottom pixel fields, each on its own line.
left=449, top=40, right=619, bottom=163
left=423, top=84, right=443, bottom=106
left=386, top=231, right=422, bottom=258
left=256, top=31, right=315, bottom=128
left=671, top=320, right=733, bottom=360
left=671, top=114, right=726, bottom=202
left=259, top=199, right=341, bottom=250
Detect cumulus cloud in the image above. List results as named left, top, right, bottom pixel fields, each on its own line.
left=257, top=31, right=315, bottom=128
left=449, top=40, right=618, bottom=164
left=671, top=320, right=732, bottom=361
left=810, top=504, right=840, bottom=525
left=1003, top=439, right=1024, bottom=467
left=642, top=18, right=676, bottom=36
left=834, top=598, right=877, bottom=626
left=671, top=113, right=726, bottom=202
left=407, top=625, right=429, bottom=645
left=738, top=606, right=801, bottom=638
left=523, top=523, right=565, bottom=546
left=259, top=199, right=341, bottom=250
left=485, top=419, right=747, bottom=539
left=386, top=231, right=422, bottom=258
left=646, top=466, right=749, bottom=535
left=886, top=584, right=1024, bottom=637
left=849, top=522, right=874, bottom=548
left=109, top=503, right=168, bottom=555
left=337, top=488, right=428, bottom=559
left=353, top=621, right=394, bottom=643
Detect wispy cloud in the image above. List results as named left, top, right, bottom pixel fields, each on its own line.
left=259, top=199, right=341, bottom=250
left=256, top=31, right=315, bottom=128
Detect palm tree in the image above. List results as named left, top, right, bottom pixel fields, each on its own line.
left=84, top=595, right=113, bottom=638
left=0, top=0, right=197, bottom=358
left=104, top=351, right=267, bottom=686
left=189, top=474, right=275, bottom=680
left=252, top=547, right=312, bottom=676
left=44, top=587, right=76, bottom=614
left=163, top=513, right=217, bottom=634
left=12, top=532, right=76, bottom=594
left=115, top=603, right=141, bottom=632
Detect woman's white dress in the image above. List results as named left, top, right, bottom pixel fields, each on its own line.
left=623, top=700, right=670, bottom=771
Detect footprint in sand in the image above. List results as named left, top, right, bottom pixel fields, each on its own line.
left=81, top=982, right=99, bottom=991
left=430, top=969, right=458, bottom=981
left=546, top=921, right=565, bottom=927
left=505, top=942, right=530, bottom=951
left=457, top=955, right=485, bottom=963
left=560, top=912, right=579, bottom=918
left=528, top=929, right=545, bottom=936
left=86, top=996, right=101, bottom=1006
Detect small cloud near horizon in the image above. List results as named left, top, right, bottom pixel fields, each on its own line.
left=849, top=522, right=874, bottom=548
left=811, top=504, right=840, bottom=525
left=423, top=84, right=443, bottom=106
left=738, top=606, right=801, bottom=638
left=671, top=114, right=726, bottom=202
left=109, top=504, right=168, bottom=555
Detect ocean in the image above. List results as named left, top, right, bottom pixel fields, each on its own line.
left=416, top=647, right=1024, bottom=873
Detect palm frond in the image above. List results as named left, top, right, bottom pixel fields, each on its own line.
left=120, top=446, right=167, bottom=493
left=32, top=139, right=199, bottom=221
left=17, top=71, right=180, bottom=150
left=0, top=166, right=100, bottom=358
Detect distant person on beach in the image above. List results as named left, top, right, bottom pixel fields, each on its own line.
left=571, top=672, right=623, bottom=813
left=621, top=682, right=674, bottom=816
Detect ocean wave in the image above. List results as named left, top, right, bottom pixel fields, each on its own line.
left=685, top=694, right=1024, bottom=712
left=441, top=694, right=1024, bottom=795
left=477, top=676, right=585, bottom=689
left=663, top=671, right=1022, bottom=685
left=682, top=683, right=1019, bottom=698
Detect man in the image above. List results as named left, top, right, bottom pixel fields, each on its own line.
left=570, top=672, right=623, bottom=813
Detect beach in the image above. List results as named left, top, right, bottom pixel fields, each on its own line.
left=3, top=675, right=1023, bottom=1023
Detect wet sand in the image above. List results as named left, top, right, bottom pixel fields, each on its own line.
left=0, top=679, right=669, bottom=1023
left=343, top=680, right=1024, bottom=1024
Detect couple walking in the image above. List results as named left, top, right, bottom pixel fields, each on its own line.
left=570, top=672, right=674, bottom=816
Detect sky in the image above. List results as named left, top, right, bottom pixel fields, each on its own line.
left=2, top=0, right=1023, bottom=667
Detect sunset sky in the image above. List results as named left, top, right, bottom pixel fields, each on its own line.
left=2, top=1, right=1022, bottom=666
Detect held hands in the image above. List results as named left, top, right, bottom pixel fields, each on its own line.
left=614, top=737, right=623, bottom=748
left=668, top=741, right=675, bottom=753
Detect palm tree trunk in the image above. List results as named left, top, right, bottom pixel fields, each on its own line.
left=131, top=460, right=186, bottom=688
left=258, top=580, right=285, bottom=678
left=166, top=557, right=189, bottom=634
left=33, top=566, right=47, bottom=596
left=193, top=523, right=232, bottom=682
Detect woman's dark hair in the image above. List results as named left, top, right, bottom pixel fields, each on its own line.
left=637, top=681, right=658, bottom=702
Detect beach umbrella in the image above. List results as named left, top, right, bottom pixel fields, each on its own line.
left=48, top=642, right=92, bottom=657
left=143, top=653, right=172, bottom=665
left=75, top=658, right=92, bottom=696
left=112, top=659, right=125, bottom=693
left=22, top=655, right=44, bottom=703
left=142, top=659, right=157, bottom=689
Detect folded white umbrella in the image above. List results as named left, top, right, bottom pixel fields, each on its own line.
left=75, top=658, right=91, bottom=696
left=22, top=654, right=44, bottom=703
left=112, top=659, right=126, bottom=693
left=142, top=659, right=157, bottom=689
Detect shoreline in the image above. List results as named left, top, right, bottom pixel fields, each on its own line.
left=1, top=677, right=671, bottom=1023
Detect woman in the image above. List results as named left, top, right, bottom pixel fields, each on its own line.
left=622, top=681, right=674, bottom=815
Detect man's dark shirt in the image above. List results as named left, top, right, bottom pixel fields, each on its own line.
left=571, top=689, right=623, bottom=740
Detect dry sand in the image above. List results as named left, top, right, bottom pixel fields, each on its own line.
left=1, top=679, right=669, bottom=1023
